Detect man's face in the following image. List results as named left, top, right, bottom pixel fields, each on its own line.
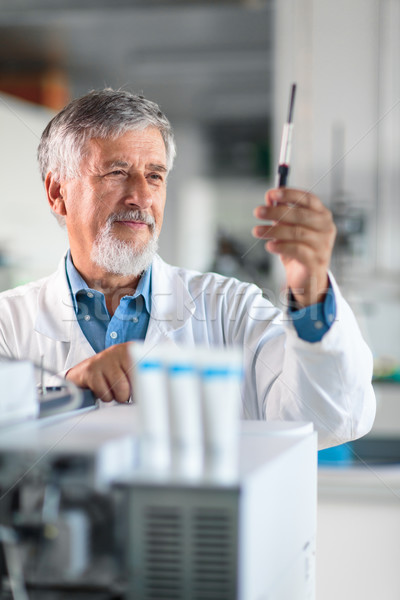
left=56, top=127, right=168, bottom=275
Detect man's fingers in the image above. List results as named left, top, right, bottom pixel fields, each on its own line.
left=66, top=343, right=133, bottom=403
left=253, top=187, right=336, bottom=256
left=265, top=240, right=316, bottom=266
left=266, top=188, right=324, bottom=211
left=86, top=369, right=131, bottom=403
left=92, top=374, right=116, bottom=403
left=265, top=240, right=326, bottom=266
left=253, top=204, right=331, bottom=230
left=252, top=222, right=334, bottom=250
left=105, top=371, right=131, bottom=403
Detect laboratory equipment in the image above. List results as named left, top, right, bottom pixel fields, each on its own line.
left=0, top=361, right=317, bottom=599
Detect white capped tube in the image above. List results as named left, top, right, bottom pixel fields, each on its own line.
left=165, top=347, right=203, bottom=479
left=197, top=348, right=243, bottom=483
left=130, top=344, right=170, bottom=473
left=278, top=122, right=294, bottom=165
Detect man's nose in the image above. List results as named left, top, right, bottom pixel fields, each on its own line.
left=124, top=174, right=152, bottom=209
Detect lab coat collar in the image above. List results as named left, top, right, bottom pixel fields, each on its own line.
left=34, top=253, right=197, bottom=344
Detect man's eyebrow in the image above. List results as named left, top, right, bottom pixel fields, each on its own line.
left=101, top=161, right=167, bottom=173
left=103, top=160, right=130, bottom=170
left=148, top=163, right=168, bottom=173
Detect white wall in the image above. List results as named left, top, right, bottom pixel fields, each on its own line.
left=0, top=93, right=68, bottom=288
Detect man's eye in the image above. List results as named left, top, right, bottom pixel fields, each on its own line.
left=102, top=169, right=126, bottom=178
left=148, top=173, right=163, bottom=182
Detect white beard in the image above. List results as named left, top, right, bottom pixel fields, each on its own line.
left=91, top=210, right=158, bottom=277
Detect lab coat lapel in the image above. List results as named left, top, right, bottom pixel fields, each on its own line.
left=34, top=255, right=95, bottom=370
left=146, top=254, right=196, bottom=343
left=35, top=256, right=75, bottom=342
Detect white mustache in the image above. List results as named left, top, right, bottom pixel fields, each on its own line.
left=108, top=210, right=156, bottom=232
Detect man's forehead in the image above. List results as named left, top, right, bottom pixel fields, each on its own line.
left=84, top=129, right=167, bottom=164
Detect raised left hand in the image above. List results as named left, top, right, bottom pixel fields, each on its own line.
left=252, top=187, right=336, bottom=306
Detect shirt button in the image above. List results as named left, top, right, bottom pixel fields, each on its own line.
left=314, top=320, right=323, bottom=330
left=328, top=313, right=334, bottom=323
left=132, top=317, right=139, bottom=323
left=84, top=315, right=91, bottom=321
left=87, top=292, right=94, bottom=298
left=110, top=331, right=118, bottom=339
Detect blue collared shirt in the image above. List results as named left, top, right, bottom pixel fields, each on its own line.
left=65, top=251, right=152, bottom=353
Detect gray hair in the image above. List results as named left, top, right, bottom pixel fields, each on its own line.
left=37, top=88, right=176, bottom=182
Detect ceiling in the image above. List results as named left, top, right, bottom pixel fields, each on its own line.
left=0, top=0, right=275, bottom=122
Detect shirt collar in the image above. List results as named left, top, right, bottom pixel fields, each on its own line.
left=65, top=249, right=152, bottom=314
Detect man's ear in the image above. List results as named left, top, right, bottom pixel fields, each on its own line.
left=45, top=172, right=67, bottom=216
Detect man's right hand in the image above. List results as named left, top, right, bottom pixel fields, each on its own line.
left=66, top=342, right=132, bottom=403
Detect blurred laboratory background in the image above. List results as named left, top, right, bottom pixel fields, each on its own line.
left=0, top=0, right=399, bottom=598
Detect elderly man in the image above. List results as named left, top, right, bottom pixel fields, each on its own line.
left=0, top=88, right=375, bottom=448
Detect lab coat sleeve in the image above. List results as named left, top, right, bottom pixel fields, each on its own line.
left=0, top=290, right=28, bottom=360
left=0, top=321, right=13, bottom=359
left=221, top=276, right=376, bottom=450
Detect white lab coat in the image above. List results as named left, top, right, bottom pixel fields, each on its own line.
left=0, top=253, right=375, bottom=448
